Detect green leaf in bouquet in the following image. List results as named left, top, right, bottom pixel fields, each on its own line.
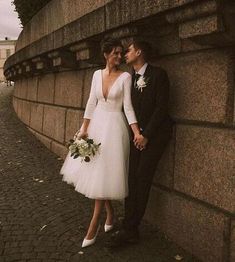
left=75, top=147, right=80, bottom=153
left=70, top=148, right=76, bottom=154
left=87, top=139, right=94, bottom=144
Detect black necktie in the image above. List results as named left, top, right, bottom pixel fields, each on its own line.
left=134, top=73, right=141, bottom=89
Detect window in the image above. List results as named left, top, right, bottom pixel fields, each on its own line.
left=6, top=49, right=11, bottom=58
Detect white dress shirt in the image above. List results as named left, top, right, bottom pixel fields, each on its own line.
left=135, top=63, right=148, bottom=76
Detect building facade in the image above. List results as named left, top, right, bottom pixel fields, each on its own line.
left=0, top=39, right=16, bottom=82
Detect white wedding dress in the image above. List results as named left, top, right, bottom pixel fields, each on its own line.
left=60, top=70, right=137, bottom=200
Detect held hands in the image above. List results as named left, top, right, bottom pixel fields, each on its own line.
left=133, top=133, right=148, bottom=151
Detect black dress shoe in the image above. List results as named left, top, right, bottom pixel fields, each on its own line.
left=106, top=229, right=139, bottom=248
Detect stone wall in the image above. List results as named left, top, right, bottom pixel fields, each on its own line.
left=4, top=0, right=235, bottom=261
left=12, top=69, right=96, bottom=158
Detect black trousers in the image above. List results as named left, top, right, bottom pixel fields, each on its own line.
left=123, top=124, right=172, bottom=231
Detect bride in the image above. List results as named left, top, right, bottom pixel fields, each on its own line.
left=60, top=37, right=141, bottom=248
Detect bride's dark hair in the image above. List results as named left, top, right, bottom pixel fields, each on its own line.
left=100, top=37, right=123, bottom=55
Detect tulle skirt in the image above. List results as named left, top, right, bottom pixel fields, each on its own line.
left=60, top=107, right=130, bottom=200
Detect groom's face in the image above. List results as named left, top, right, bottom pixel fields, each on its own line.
left=125, top=44, right=140, bottom=65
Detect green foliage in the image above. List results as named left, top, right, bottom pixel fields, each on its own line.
left=12, top=0, right=52, bottom=26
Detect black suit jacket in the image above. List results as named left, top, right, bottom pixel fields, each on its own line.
left=131, top=64, right=173, bottom=142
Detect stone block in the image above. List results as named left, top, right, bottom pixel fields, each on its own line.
left=46, top=2, right=64, bottom=36
left=65, top=109, right=84, bottom=143
left=30, top=10, right=44, bottom=45
left=64, top=7, right=106, bottom=47
left=179, top=15, right=223, bottom=39
left=174, top=124, right=235, bottom=213
left=79, top=7, right=105, bottom=41
left=129, top=0, right=195, bottom=22
left=181, top=38, right=212, bottom=52
left=63, top=21, right=79, bottom=48
left=34, top=131, right=52, bottom=150
left=30, top=103, right=44, bottom=132
left=17, top=79, right=28, bottom=99
left=43, top=105, right=66, bottom=143
left=105, top=0, right=131, bottom=30
left=54, top=71, right=83, bottom=108
left=166, top=0, right=217, bottom=24
left=156, top=49, right=234, bottom=124
left=82, top=68, right=98, bottom=108
left=145, top=187, right=230, bottom=262
left=51, top=141, right=68, bottom=160
left=61, top=0, right=111, bottom=26
left=13, top=80, right=21, bottom=97
left=16, top=99, right=23, bottom=119
left=27, top=77, right=38, bottom=101
left=21, top=101, right=31, bottom=125
left=37, top=74, right=55, bottom=103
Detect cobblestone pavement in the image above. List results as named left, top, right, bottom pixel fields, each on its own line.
left=0, top=83, right=200, bottom=262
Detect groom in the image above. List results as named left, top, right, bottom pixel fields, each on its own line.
left=109, top=40, right=173, bottom=247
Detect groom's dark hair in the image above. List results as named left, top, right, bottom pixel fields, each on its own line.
left=130, top=40, right=153, bottom=62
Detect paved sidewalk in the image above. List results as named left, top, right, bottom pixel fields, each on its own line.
left=0, top=83, right=200, bottom=262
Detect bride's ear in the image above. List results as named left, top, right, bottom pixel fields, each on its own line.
left=104, top=52, right=108, bottom=60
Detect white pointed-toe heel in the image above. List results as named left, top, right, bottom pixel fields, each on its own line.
left=104, top=223, right=114, bottom=233
left=82, top=224, right=101, bottom=248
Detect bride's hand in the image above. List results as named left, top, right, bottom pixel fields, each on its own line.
left=74, top=130, right=88, bottom=140
left=133, top=134, right=148, bottom=151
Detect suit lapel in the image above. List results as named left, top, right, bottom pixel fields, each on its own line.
left=143, top=64, right=152, bottom=84
left=131, top=68, right=138, bottom=97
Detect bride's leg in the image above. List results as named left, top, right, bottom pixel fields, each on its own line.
left=105, top=200, right=114, bottom=225
left=85, top=199, right=104, bottom=239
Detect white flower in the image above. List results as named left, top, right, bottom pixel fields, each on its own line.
left=136, top=76, right=148, bottom=92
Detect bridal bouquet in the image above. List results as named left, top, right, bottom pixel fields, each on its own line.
left=67, top=134, right=101, bottom=162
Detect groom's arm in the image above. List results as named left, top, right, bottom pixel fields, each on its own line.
left=142, top=68, right=170, bottom=140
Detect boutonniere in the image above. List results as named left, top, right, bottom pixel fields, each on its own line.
left=136, top=75, right=149, bottom=92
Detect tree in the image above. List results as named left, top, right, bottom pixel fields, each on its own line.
left=12, top=0, right=52, bottom=27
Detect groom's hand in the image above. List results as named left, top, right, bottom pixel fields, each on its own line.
left=134, top=134, right=148, bottom=151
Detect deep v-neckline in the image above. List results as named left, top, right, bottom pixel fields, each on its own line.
left=101, top=70, right=125, bottom=101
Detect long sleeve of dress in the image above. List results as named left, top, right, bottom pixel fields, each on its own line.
left=83, top=71, right=98, bottom=119
left=123, top=74, right=137, bottom=125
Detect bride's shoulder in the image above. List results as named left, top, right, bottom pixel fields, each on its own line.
left=91, top=69, right=101, bottom=81
left=93, top=69, right=101, bottom=76
left=121, top=71, right=131, bottom=80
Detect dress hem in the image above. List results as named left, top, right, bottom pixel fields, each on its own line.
left=62, top=178, right=127, bottom=200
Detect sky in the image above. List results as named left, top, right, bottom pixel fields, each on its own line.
left=0, top=0, right=22, bottom=40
